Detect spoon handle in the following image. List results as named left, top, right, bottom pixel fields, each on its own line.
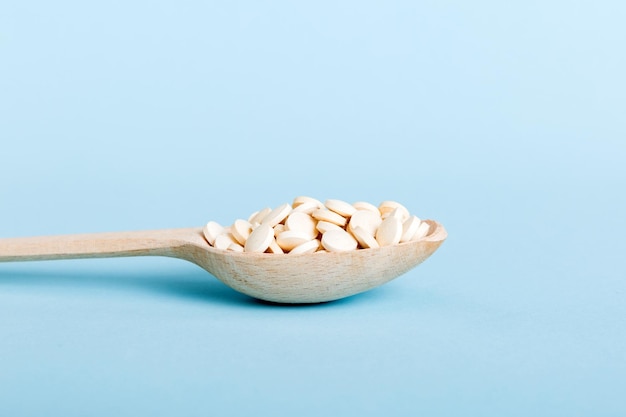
left=0, top=228, right=202, bottom=263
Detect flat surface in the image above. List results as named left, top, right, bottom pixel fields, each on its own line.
left=1, top=1, right=625, bottom=416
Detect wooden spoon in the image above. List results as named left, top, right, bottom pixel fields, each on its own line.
left=0, top=220, right=447, bottom=303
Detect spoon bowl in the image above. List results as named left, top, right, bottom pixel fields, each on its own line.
left=0, top=220, right=446, bottom=303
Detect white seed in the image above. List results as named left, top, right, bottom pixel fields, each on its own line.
left=262, top=203, right=292, bottom=227
left=292, top=196, right=323, bottom=208
left=285, top=211, right=318, bottom=239
left=316, top=220, right=343, bottom=234
left=352, top=201, right=379, bottom=213
left=350, top=226, right=380, bottom=249
left=203, top=221, right=224, bottom=246
left=400, top=215, right=421, bottom=243
left=227, top=242, right=244, bottom=252
left=321, top=229, right=358, bottom=252
left=276, top=230, right=312, bottom=251
left=348, top=210, right=382, bottom=237
left=311, top=209, right=347, bottom=227
left=267, top=238, right=284, bottom=254
left=292, top=200, right=319, bottom=214
left=379, top=201, right=410, bottom=222
left=244, top=224, right=274, bottom=253
left=231, top=219, right=252, bottom=245
left=375, top=216, right=403, bottom=246
left=248, top=207, right=272, bottom=224
left=273, top=223, right=286, bottom=237
left=325, top=199, right=357, bottom=217
left=214, top=233, right=238, bottom=250
left=412, top=221, right=431, bottom=241
left=289, top=239, right=321, bottom=254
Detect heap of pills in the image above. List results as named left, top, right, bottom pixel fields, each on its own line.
left=202, top=197, right=431, bottom=254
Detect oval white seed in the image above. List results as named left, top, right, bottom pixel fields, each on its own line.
left=321, top=229, right=358, bottom=252
left=325, top=199, right=357, bottom=217
left=244, top=224, right=274, bottom=253
left=262, top=203, right=292, bottom=227
left=248, top=207, right=272, bottom=224
left=379, top=201, right=410, bottom=221
left=285, top=212, right=318, bottom=239
left=276, top=230, right=312, bottom=251
left=352, top=201, right=379, bottom=213
left=375, top=216, right=403, bottom=246
left=203, top=221, right=224, bottom=246
left=292, top=196, right=323, bottom=208
left=316, top=220, right=343, bottom=234
left=412, top=221, right=431, bottom=241
left=348, top=210, right=382, bottom=236
left=273, top=223, right=286, bottom=236
left=388, top=207, right=406, bottom=220
left=292, top=200, right=319, bottom=214
left=311, top=209, right=347, bottom=227
left=214, top=233, right=238, bottom=250
left=350, top=226, right=380, bottom=249
left=267, top=238, right=284, bottom=254
left=231, top=219, right=253, bottom=245
left=400, top=215, right=421, bottom=243
left=227, top=243, right=244, bottom=252
left=289, top=239, right=321, bottom=255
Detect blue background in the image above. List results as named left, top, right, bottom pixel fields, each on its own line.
left=1, top=1, right=625, bottom=416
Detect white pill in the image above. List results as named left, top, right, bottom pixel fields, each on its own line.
left=350, top=226, right=380, bottom=249
left=379, top=201, right=410, bottom=221
left=292, top=196, right=323, bottom=208
left=375, top=216, right=403, bottom=246
left=206, top=197, right=420, bottom=254
left=289, top=239, right=321, bottom=255
left=276, top=230, right=312, bottom=251
left=312, top=209, right=347, bottom=227
left=321, top=229, right=358, bottom=252
left=400, top=215, right=421, bottom=243
left=231, top=219, right=253, bottom=245
left=244, top=224, right=274, bottom=253
left=273, top=223, right=286, bottom=236
left=316, top=220, right=343, bottom=234
left=388, top=207, right=406, bottom=220
left=227, top=243, right=244, bottom=252
left=412, top=221, right=431, bottom=241
left=352, top=201, right=379, bottom=213
left=202, top=221, right=224, bottom=246
left=348, top=210, right=382, bottom=236
left=292, top=200, right=319, bottom=214
left=214, top=233, right=238, bottom=250
left=325, top=199, right=357, bottom=217
left=262, top=203, right=292, bottom=227
left=248, top=207, right=272, bottom=224
left=267, top=238, right=284, bottom=254
left=285, top=212, right=318, bottom=239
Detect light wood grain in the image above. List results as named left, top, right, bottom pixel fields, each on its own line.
left=0, top=220, right=447, bottom=303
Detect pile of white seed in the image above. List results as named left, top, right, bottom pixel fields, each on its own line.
left=203, top=196, right=431, bottom=254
